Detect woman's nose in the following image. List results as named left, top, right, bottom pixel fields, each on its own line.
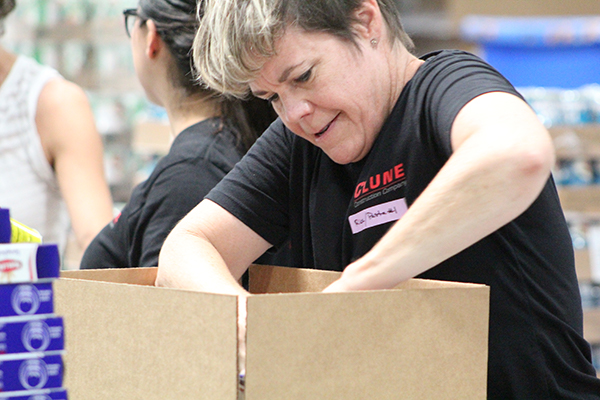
left=280, top=95, right=313, bottom=125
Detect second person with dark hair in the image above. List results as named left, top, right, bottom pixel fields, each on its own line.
left=80, top=0, right=278, bottom=269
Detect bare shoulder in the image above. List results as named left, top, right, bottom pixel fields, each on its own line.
left=35, top=77, right=98, bottom=163
left=37, top=77, right=92, bottom=117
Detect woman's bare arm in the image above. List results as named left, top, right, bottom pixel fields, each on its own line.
left=325, top=92, right=555, bottom=291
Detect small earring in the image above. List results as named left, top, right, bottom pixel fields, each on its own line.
left=370, top=38, right=378, bottom=48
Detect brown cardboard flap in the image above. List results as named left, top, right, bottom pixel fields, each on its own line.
left=54, top=278, right=238, bottom=400
left=249, top=264, right=341, bottom=294
left=584, top=308, right=600, bottom=344
left=447, top=0, right=600, bottom=30
left=60, top=267, right=158, bottom=286
left=394, top=277, right=483, bottom=290
left=245, top=284, right=490, bottom=400
left=249, top=264, right=482, bottom=293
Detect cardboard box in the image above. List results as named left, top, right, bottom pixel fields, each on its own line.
left=55, top=265, right=490, bottom=400
left=575, top=248, right=593, bottom=282
left=132, top=121, right=172, bottom=156
left=446, top=0, right=600, bottom=30
left=558, top=187, right=600, bottom=214
left=585, top=308, right=600, bottom=344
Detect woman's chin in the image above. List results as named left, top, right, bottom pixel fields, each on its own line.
left=324, top=148, right=365, bottom=165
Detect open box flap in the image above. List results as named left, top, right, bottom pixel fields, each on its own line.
left=54, top=275, right=238, bottom=400
left=60, top=267, right=158, bottom=286
left=249, top=264, right=341, bottom=293
left=249, top=264, right=488, bottom=293
left=245, top=285, right=490, bottom=400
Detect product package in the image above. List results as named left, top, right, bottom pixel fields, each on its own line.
left=0, top=243, right=60, bottom=284
left=0, top=351, right=64, bottom=392
left=0, top=283, right=54, bottom=318
left=0, top=209, right=43, bottom=244
left=0, top=388, right=67, bottom=400
left=0, top=315, right=64, bottom=355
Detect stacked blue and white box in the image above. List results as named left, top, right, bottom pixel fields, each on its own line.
left=0, top=210, right=67, bottom=399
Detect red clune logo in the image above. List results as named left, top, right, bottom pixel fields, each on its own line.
left=354, top=163, right=405, bottom=199
left=353, top=163, right=406, bottom=208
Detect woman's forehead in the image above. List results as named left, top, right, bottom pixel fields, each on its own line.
left=249, top=27, right=357, bottom=93
left=250, top=30, right=311, bottom=77
left=268, top=28, right=341, bottom=66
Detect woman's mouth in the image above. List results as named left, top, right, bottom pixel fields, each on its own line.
left=315, top=123, right=330, bottom=138
left=314, top=114, right=339, bottom=140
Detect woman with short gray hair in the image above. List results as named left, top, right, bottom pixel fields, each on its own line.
left=158, top=0, right=600, bottom=398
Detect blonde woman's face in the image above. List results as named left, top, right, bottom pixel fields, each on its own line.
left=249, top=26, right=392, bottom=165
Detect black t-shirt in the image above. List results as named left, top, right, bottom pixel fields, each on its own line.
left=81, top=118, right=243, bottom=269
left=206, top=50, right=600, bottom=399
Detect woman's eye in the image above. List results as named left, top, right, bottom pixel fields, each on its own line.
left=267, top=93, right=279, bottom=104
left=296, top=69, right=312, bottom=83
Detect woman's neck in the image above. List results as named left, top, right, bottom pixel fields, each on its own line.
left=164, top=94, right=220, bottom=140
left=385, top=44, right=425, bottom=118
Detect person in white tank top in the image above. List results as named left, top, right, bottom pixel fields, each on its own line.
left=0, top=0, right=113, bottom=259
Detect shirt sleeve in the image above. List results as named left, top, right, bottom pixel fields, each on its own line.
left=420, top=51, right=523, bottom=157
left=205, top=119, right=293, bottom=246
left=79, top=218, right=128, bottom=269
left=135, top=158, right=232, bottom=268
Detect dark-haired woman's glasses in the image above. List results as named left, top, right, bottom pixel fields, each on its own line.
left=123, top=8, right=139, bottom=38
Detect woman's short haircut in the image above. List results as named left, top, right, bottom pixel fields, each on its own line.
left=193, top=0, right=414, bottom=98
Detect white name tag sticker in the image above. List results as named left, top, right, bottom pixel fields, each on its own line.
left=348, top=198, right=407, bottom=234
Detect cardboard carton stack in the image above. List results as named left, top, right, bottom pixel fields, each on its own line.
left=0, top=209, right=67, bottom=399
left=56, top=265, right=490, bottom=400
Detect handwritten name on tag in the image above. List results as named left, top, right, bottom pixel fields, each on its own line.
left=348, top=198, right=407, bottom=234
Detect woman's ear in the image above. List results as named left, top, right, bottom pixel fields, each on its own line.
left=353, top=0, right=384, bottom=42
left=144, top=19, right=162, bottom=59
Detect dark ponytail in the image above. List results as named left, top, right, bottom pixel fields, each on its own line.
left=138, top=0, right=276, bottom=152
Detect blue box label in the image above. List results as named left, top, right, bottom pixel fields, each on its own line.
left=0, top=352, right=63, bottom=392
left=0, top=284, right=53, bottom=318
left=0, top=387, right=67, bottom=399
left=0, top=316, right=64, bottom=354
